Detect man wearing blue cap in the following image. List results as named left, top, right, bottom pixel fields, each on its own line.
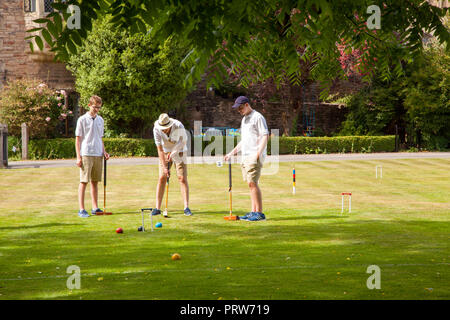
left=224, top=96, right=269, bottom=221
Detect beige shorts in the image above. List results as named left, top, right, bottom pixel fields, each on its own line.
left=159, top=152, right=187, bottom=178
left=241, top=156, right=263, bottom=184
left=80, top=156, right=103, bottom=183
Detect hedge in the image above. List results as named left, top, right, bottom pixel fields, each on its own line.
left=7, top=136, right=395, bottom=160
left=272, top=136, right=396, bottom=154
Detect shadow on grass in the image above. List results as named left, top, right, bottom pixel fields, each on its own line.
left=270, top=215, right=349, bottom=221
left=113, top=210, right=143, bottom=215
left=0, top=223, right=81, bottom=230
left=112, top=210, right=247, bottom=216
left=2, top=218, right=449, bottom=299
left=198, top=210, right=248, bottom=216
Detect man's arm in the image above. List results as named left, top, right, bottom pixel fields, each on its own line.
left=75, top=118, right=83, bottom=168
left=157, top=145, right=170, bottom=177
left=100, top=118, right=109, bottom=160
left=102, top=140, right=110, bottom=160
left=168, top=134, right=187, bottom=161
left=256, top=134, right=269, bottom=160
left=75, top=136, right=82, bottom=168
left=167, top=124, right=188, bottom=159
left=224, top=141, right=242, bottom=161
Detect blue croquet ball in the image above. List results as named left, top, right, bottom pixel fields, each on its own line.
left=155, top=222, right=162, bottom=228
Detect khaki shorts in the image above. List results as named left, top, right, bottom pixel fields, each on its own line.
left=241, top=155, right=263, bottom=184
left=159, top=152, right=187, bottom=178
left=80, top=156, right=103, bottom=183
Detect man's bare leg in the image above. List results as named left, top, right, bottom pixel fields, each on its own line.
left=78, top=182, right=87, bottom=210
left=249, top=181, right=262, bottom=213
left=90, top=181, right=99, bottom=209
left=178, top=175, right=189, bottom=209
left=155, top=175, right=167, bottom=210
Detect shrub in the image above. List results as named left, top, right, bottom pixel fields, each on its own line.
left=28, top=138, right=75, bottom=159
left=272, top=136, right=395, bottom=154
left=7, top=136, right=21, bottom=161
left=103, top=138, right=158, bottom=157
left=22, top=138, right=159, bottom=160
left=0, top=79, right=70, bottom=139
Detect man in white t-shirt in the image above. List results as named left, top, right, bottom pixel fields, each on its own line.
left=152, top=113, right=192, bottom=217
left=224, top=96, right=269, bottom=221
left=75, top=95, right=110, bottom=218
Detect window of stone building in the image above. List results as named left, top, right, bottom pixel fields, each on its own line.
left=44, top=0, right=55, bottom=13
left=24, top=0, right=37, bottom=12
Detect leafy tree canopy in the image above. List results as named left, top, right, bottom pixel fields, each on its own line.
left=30, top=0, right=449, bottom=90
left=67, top=19, right=189, bottom=137
left=338, top=43, right=449, bottom=150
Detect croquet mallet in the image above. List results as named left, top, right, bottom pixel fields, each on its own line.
left=224, top=161, right=238, bottom=221
left=163, top=161, right=171, bottom=217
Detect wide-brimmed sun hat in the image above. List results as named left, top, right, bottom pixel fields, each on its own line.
left=155, top=113, right=174, bottom=130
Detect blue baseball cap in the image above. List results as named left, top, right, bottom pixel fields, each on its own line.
left=232, top=96, right=250, bottom=109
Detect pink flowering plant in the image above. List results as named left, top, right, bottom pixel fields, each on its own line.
left=0, top=79, right=69, bottom=138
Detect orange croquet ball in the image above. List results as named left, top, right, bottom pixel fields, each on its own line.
left=171, top=253, right=181, bottom=261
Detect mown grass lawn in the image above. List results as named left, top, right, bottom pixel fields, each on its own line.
left=0, top=158, right=449, bottom=300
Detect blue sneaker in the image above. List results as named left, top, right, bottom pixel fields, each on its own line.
left=151, top=208, right=161, bottom=216
left=184, top=207, right=193, bottom=216
left=78, top=209, right=90, bottom=218
left=239, top=212, right=254, bottom=221
left=247, top=212, right=266, bottom=221
left=91, top=208, right=103, bottom=215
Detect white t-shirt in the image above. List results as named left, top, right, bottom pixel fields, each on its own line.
left=240, top=110, right=269, bottom=162
left=75, top=112, right=104, bottom=157
left=153, top=119, right=188, bottom=153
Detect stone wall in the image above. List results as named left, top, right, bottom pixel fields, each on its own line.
left=181, top=79, right=362, bottom=136
left=0, top=0, right=74, bottom=90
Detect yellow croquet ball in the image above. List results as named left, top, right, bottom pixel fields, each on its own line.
left=171, top=253, right=181, bottom=261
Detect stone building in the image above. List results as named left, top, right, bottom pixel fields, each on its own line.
left=0, top=0, right=74, bottom=90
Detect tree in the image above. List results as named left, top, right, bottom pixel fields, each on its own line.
left=66, top=19, right=189, bottom=137
left=403, top=44, right=450, bottom=149
left=337, top=42, right=449, bottom=150
left=29, top=0, right=449, bottom=92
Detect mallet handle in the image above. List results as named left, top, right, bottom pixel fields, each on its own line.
left=104, top=157, right=107, bottom=186
left=103, top=157, right=107, bottom=210
left=229, top=190, right=232, bottom=215
left=165, top=184, right=169, bottom=208
left=165, top=162, right=170, bottom=209
left=229, top=161, right=232, bottom=215
left=228, top=162, right=232, bottom=190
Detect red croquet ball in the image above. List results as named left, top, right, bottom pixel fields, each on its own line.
left=116, top=228, right=123, bottom=234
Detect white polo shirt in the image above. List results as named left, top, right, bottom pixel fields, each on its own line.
left=240, top=110, right=269, bottom=162
left=153, top=119, right=188, bottom=153
left=75, top=112, right=104, bottom=157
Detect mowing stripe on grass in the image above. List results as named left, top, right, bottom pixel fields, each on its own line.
left=1, top=263, right=448, bottom=282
